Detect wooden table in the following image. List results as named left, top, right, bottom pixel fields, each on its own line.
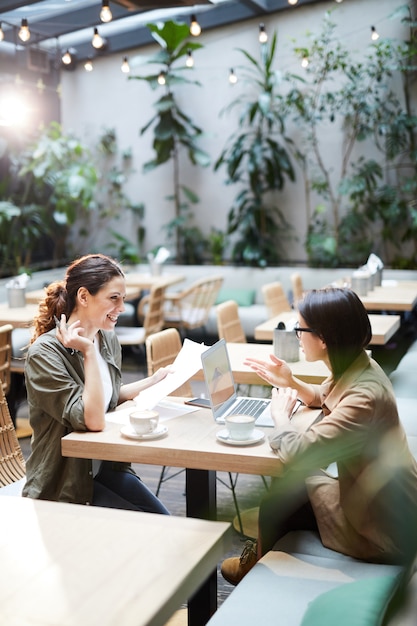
left=192, top=341, right=330, bottom=386
left=0, top=302, right=39, bottom=328
left=254, top=312, right=401, bottom=346
left=359, top=283, right=417, bottom=312
left=62, top=404, right=319, bottom=626
left=0, top=495, right=231, bottom=626
left=124, top=272, right=185, bottom=291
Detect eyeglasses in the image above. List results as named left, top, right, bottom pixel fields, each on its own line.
left=294, top=324, right=316, bottom=339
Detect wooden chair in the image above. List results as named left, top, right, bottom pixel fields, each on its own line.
left=0, top=384, right=26, bottom=495
left=261, top=282, right=291, bottom=318
left=115, top=281, right=169, bottom=350
left=216, top=300, right=246, bottom=343
left=163, top=275, right=224, bottom=335
left=291, top=272, right=304, bottom=308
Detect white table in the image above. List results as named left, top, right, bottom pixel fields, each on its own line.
left=0, top=496, right=231, bottom=626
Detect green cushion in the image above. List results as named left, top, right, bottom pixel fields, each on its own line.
left=300, top=575, right=401, bottom=626
left=215, top=288, right=256, bottom=307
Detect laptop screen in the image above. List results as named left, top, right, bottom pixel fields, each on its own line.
left=201, top=340, right=236, bottom=416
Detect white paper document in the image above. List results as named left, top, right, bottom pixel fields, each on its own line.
left=133, top=338, right=209, bottom=410
left=106, top=400, right=198, bottom=425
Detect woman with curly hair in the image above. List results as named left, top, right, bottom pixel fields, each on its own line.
left=23, top=253, right=169, bottom=514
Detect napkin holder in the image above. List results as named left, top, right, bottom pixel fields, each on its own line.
left=273, top=328, right=299, bottom=362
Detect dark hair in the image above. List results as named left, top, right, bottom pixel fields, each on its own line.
left=297, top=287, right=371, bottom=379
left=32, top=254, right=124, bottom=342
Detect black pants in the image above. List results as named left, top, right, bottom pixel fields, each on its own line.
left=258, top=473, right=319, bottom=556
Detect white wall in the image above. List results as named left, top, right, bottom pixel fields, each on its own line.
left=60, top=0, right=409, bottom=263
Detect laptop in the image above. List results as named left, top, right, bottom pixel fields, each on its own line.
left=201, top=339, right=274, bottom=427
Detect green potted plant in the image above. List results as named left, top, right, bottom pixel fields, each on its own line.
left=130, top=20, right=210, bottom=264
left=214, top=32, right=295, bottom=267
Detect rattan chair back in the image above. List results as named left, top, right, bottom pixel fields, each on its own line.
left=216, top=300, right=246, bottom=343
left=0, top=385, right=26, bottom=488
left=261, top=282, right=291, bottom=318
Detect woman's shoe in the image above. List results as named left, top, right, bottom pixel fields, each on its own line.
left=220, top=540, right=257, bottom=585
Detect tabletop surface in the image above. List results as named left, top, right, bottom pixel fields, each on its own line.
left=0, top=496, right=231, bottom=626
left=62, top=403, right=320, bottom=478
left=124, top=272, right=185, bottom=289
left=254, top=312, right=401, bottom=345
left=0, top=302, right=39, bottom=328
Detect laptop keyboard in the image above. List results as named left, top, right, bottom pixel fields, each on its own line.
left=233, top=398, right=269, bottom=419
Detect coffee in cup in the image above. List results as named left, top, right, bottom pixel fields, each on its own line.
left=129, top=409, right=159, bottom=435
left=225, top=414, right=256, bottom=441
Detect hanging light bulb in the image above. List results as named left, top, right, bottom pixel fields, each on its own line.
left=0, top=23, right=4, bottom=42
left=92, top=27, right=104, bottom=49
left=186, top=49, right=194, bottom=68
left=121, top=56, right=130, bottom=73
left=100, top=0, right=113, bottom=23
left=62, top=49, right=72, bottom=65
left=371, top=26, right=380, bottom=41
left=190, top=14, right=201, bottom=37
left=335, top=0, right=343, bottom=3
left=84, top=58, right=94, bottom=72
left=18, top=18, right=30, bottom=42
left=288, top=0, right=298, bottom=5
left=229, top=68, right=237, bottom=85
left=157, top=71, right=166, bottom=85
left=301, top=56, right=309, bottom=68
left=259, top=23, right=268, bottom=44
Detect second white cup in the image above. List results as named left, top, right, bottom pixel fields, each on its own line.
left=225, top=414, right=256, bottom=441
left=129, top=410, right=159, bottom=435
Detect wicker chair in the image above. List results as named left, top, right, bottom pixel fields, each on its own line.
left=0, top=324, right=13, bottom=397
left=115, top=281, right=169, bottom=351
left=0, top=384, right=26, bottom=495
left=163, top=275, right=224, bottom=335
left=216, top=300, right=246, bottom=343
left=261, top=282, right=291, bottom=318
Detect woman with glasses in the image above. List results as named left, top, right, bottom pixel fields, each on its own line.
left=221, top=287, right=417, bottom=585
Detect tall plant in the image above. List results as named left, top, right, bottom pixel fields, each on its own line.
left=215, top=33, right=295, bottom=266
left=130, top=20, right=210, bottom=263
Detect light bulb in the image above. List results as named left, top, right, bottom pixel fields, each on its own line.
left=0, top=23, right=4, bottom=42
left=186, top=50, right=194, bottom=68
left=229, top=68, right=237, bottom=84
left=190, top=14, right=201, bottom=37
left=301, top=56, right=309, bottom=68
left=335, top=0, right=343, bottom=3
left=100, top=0, right=112, bottom=23
left=92, top=27, right=104, bottom=49
left=259, top=23, right=268, bottom=44
left=18, top=18, right=30, bottom=42
left=288, top=0, right=298, bottom=5
left=62, top=49, right=72, bottom=65
left=371, top=26, right=380, bottom=41
left=121, top=56, right=130, bottom=73
left=84, top=59, right=94, bottom=72
left=157, top=71, right=166, bottom=85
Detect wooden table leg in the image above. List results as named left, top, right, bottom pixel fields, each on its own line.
left=186, top=469, right=218, bottom=626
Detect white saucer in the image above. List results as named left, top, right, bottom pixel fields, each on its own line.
left=120, top=424, right=168, bottom=441
left=216, top=428, right=265, bottom=446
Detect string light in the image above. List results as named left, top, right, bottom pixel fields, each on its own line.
left=0, top=23, right=4, bottom=42
left=186, top=49, right=194, bottom=67
left=301, top=56, right=309, bottom=68
left=92, top=27, right=104, bottom=49
left=371, top=26, right=380, bottom=41
left=259, top=23, right=268, bottom=44
left=190, top=14, right=201, bottom=37
left=18, top=18, right=30, bottom=42
left=84, top=58, right=94, bottom=72
left=121, top=56, right=130, bottom=73
left=157, top=71, right=166, bottom=85
left=288, top=0, right=298, bottom=5
left=62, top=49, right=72, bottom=65
left=100, top=0, right=113, bottom=23
left=229, top=68, right=237, bottom=84
left=335, top=0, right=343, bottom=3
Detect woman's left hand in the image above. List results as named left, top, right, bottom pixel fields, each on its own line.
left=270, top=386, right=299, bottom=428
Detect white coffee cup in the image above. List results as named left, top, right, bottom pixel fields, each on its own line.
left=225, top=414, right=256, bottom=441
left=129, top=410, right=159, bottom=435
